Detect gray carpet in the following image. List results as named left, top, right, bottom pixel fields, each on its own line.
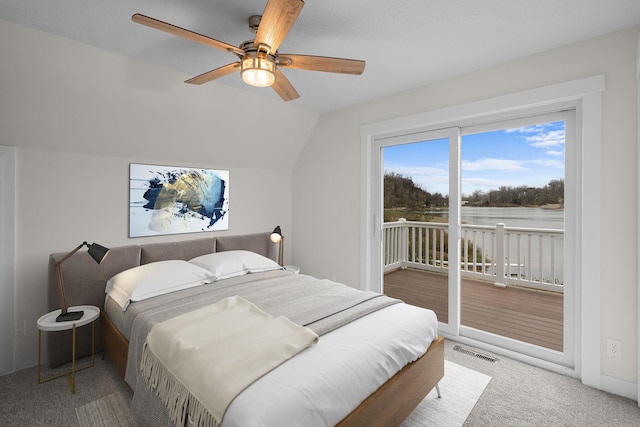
left=76, top=392, right=136, bottom=426
left=443, top=340, right=640, bottom=426
left=73, top=359, right=490, bottom=426
left=2, top=340, right=640, bottom=426
left=0, top=354, right=132, bottom=426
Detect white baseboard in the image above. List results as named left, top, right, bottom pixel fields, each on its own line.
left=600, top=374, right=638, bottom=402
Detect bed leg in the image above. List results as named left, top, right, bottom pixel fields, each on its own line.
left=435, top=383, right=442, bottom=398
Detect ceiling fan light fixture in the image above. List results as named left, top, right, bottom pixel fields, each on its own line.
left=241, top=55, right=276, bottom=87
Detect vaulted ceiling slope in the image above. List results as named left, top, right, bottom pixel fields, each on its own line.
left=1, top=0, right=639, bottom=113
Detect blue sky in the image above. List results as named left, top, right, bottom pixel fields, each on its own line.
left=383, top=121, right=565, bottom=196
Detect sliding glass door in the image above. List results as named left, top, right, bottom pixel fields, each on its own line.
left=457, top=112, right=573, bottom=367
left=378, top=127, right=461, bottom=335
left=374, top=110, right=574, bottom=368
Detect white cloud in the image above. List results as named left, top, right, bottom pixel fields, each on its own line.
left=527, top=158, right=564, bottom=168
left=385, top=166, right=449, bottom=194
left=505, top=124, right=548, bottom=134
left=527, top=129, right=565, bottom=149
left=545, top=150, right=564, bottom=156
left=462, top=158, right=528, bottom=172
left=505, top=124, right=565, bottom=155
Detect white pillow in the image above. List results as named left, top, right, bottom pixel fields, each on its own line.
left=189, top=250, right=282, bottom=280
left=105, top=260, right=215, bottom=310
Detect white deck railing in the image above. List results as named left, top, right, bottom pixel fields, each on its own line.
left=383, top=219, right=564, bottom=293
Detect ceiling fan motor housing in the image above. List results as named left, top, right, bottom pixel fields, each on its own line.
left=248, top=15, right=262, bottom=34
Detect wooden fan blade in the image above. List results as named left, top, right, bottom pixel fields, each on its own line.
left=279, top=54, right=365, bottom=75
left=132, top=14, right=243, bottom=55
left=185, top=63, right=240, bottom=85
left=254, top=0, right=304, bottom=54
left=272, top=68, right=300, bottom=101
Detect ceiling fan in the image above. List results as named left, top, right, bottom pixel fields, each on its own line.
left=132, top=0, right=366, bottom=101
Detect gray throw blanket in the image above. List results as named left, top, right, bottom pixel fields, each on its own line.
left=125, top=271, right=400, bottom=390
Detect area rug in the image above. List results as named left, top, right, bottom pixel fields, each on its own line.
left=401, top=360, right=492, bottom=427
left=76, top=391, right=136, bottom=427
left=76, top=360, right=490, bottom=427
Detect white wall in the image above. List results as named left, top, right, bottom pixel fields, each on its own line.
left=0, top=19, right=320, bottom=370
left=0, top=146, right=15, bottom=375
left=293, top=26, right=640, bottom=392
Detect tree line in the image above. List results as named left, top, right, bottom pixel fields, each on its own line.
left=384, top=172, right=564, bottom=208
left=465, top=179, right=564, bottom=207
left=384, top=172, right=448, bottom=209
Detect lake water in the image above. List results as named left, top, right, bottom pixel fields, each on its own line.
left=426, top=206, right=564, bottom=230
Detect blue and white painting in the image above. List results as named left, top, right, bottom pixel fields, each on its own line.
left=129, top=163, right=229, bottom=237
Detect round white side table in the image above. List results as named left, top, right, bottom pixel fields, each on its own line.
left=284, top=265, right=300, bottom=274
left=37, top=305, right=100, bottom=394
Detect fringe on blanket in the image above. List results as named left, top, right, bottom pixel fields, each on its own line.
left=140, top=342, right=220, bottom=427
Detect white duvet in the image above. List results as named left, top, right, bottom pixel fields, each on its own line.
left=221, top=302, right=438, bottom=427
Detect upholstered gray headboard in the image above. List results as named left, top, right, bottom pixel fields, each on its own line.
left=46, top=232, right=277, bottom=367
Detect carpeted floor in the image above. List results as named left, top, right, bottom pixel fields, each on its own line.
left=72, top=359, right=489, bottom=427
left=0, top=354, right=132, bottom=426
left=76, top=391, right=136, bottom=426
left=443, top=340, right=640, bottom=426
left=2, top=339, right=640, bottom=426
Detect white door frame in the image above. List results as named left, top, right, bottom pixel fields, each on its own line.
left=361, top=75, right=604, bottom=384
left=635, top=34, right=640, bottom=407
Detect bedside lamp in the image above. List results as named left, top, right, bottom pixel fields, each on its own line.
left=270, top=226, right=284, bottom=266
left=55, top=241, right=110, bottom=322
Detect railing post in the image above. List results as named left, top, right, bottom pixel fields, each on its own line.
left=494, top=223, right=507, bottom=287
left=399, top=218, right=408, bottom=268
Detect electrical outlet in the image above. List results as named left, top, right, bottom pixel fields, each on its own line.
left=15, top=320, right=26, bottom=337
left=607, top=338, right=621, bottom=359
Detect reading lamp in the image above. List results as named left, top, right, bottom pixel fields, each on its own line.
left=55, top=241, right=110, bottom=322
left=270, top=226, right=284, bottom=266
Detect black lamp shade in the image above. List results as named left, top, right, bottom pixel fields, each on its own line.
left=87, top=243, right=110, bottom=264
left=270, top=226, right=282, bottom=243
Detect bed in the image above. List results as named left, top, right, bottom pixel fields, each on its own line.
left=47, top=232, right=444, bottom=427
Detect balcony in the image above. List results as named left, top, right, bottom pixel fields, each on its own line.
left=383, top=219, right=564, bottom=351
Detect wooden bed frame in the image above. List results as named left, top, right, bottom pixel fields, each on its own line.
left=49, top=232, right=444, bottom=426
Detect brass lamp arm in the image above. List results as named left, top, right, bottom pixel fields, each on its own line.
left=55, top=242, right=88, bottom=267
left=55, top=242, right=88, bottom=316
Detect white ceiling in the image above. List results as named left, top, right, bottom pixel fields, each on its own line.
left=1, top=0, right=639, bottom=113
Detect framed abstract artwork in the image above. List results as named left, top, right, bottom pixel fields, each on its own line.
left=129, top=163, right=229, bottom=237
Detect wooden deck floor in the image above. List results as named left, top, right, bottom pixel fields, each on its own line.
left=384, top=268, right=563, bottom=351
